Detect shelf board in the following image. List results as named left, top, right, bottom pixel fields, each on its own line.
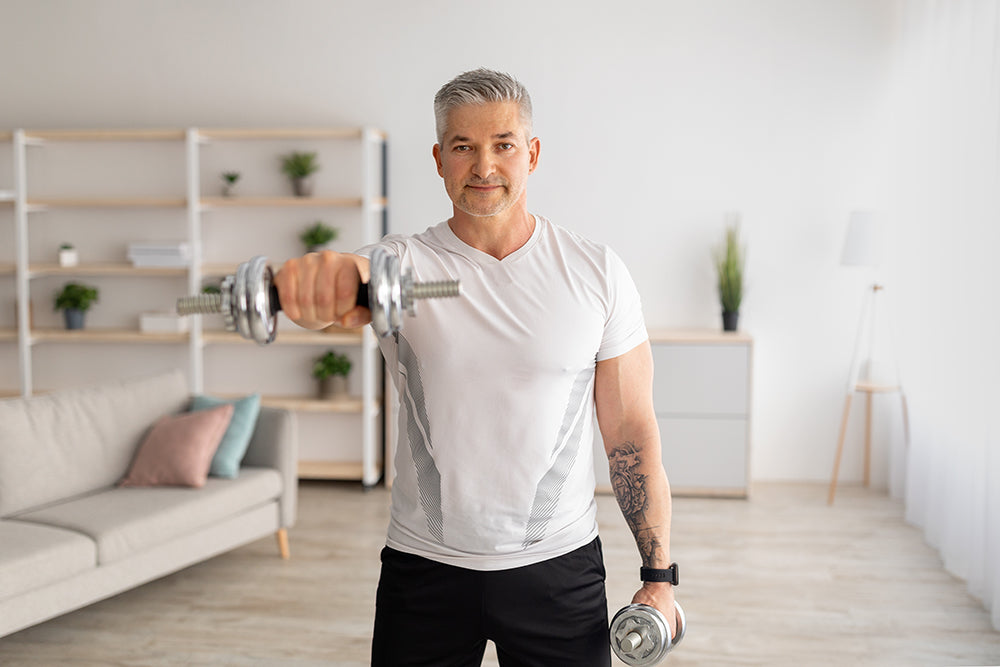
left=855, top=381, right=901, bottom=394
left=29, top=263, right=188, bottom=277
left=200, top=196, right=367, bottom=209
left=0, top=263, right=15, bottom=276
left=27, top=197, right=187, bottom=209
left=647, top=328, right=753, bottom=344
left=201, top=329, right=363, bottom=345
left=0, top=190, right=15, bottom=202
left=199, top=128, right=365, bottom=141
left=0, top=388, right=21, bottom=399
left=211, top=392, right=368, bottom=414
left=31, top=328, right=188, bottom=344
left=201, top=263, right=238, bottom=277
left=0, top=328, right=17, bottom=342
left=24, top=129, right=186, bottom=142
left=297, top=460, right=367, bottom=480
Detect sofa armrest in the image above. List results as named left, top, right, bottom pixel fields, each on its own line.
left=242, top=406, right=297, bottom=529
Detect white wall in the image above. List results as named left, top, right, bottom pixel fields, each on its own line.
left=0, top=0, right=898, bottom=482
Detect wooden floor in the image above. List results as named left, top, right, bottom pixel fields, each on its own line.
left=1, top=482, right=998, bottom=666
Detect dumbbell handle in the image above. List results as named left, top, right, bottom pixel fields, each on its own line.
left=258, top=276, right=462, bottom=319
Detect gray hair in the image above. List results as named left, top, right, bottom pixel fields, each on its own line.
left=433, top=68, right=533, bottom=143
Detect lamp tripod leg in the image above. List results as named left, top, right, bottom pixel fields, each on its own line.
left=828, top=394, right=854, bottom=505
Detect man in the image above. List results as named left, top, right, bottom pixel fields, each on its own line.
left=275, top=68, right=676, bottom=666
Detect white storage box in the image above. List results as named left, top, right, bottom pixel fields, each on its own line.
left=140, top=312, right=189, bottom=333
left=128, top=242, right=191, bottom=268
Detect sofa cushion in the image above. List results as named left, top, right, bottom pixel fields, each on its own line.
left=12, top=468, right=282, bottom=564
left=0, top=520, right=96, bottom=601
left=190, top=393, right=261, bottom=479
left=120, top=403, right=234, bottom=488
left=0, top=371, right=190, bottom=517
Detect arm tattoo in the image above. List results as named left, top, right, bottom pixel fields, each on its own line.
left=609, top=441, right=664, bottom=566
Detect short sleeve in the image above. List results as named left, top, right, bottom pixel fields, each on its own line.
left=597, top=248, right=648, bottom=362
left=354, top=234, right=409, bottom=260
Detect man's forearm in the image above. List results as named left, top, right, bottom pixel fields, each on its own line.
left=608, top=439, right=672, bottom=567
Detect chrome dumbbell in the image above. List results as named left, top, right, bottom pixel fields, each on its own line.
left=175, top=247, right=460, bottom=344
left=610, top=601, right=686, bottom=666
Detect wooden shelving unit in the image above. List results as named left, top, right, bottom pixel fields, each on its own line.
left=1, top=126, right=387, bottom=486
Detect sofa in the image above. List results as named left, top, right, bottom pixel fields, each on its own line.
left=0, top=370, right=297, bottom=639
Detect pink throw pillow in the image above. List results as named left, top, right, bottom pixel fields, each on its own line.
left=120, top=403, right=234, bottom=488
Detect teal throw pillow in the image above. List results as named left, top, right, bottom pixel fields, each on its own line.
left=190, top=393, right=261, bottom=478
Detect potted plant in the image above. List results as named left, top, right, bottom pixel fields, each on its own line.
left=714, top=223, right=746, bottom=332
left=54, top=282, right=98, bottom=330
left=312, top=350, right=351, bottom=399
left=58, top=243, right=78, bottom=267
left=221, top=171, right=241, bottom=197
left=300, top=221, right=338, bottom=252
left=281, top=151, right=320, bottom=197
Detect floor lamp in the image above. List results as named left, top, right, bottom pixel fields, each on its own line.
left=828, top=211, right=910, bottom=505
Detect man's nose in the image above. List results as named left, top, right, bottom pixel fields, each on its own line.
left=471, top=152, right=496, bottom=179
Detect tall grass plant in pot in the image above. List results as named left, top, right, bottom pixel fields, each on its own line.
left=714, top=224, right=745, bottom=332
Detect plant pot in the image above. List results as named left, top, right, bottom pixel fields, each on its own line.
left=292, top=177, right=314, bottom=197
left=318, top=375, right=348, bottom=400
left=59, top=249, right=78, bottom=267
left=222, top=183, right=237, bottom=197
left=722, top=310, right=739, bottom=332
left=63, top=308, right=86, bottom=330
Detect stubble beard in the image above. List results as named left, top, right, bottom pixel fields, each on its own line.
left=454, top=180, right=521, bottom=218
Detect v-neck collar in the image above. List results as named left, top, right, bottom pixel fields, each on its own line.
left=435, top=214, right=542, bottom=267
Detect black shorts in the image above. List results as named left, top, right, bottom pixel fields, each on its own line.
left=371, top=537, right=610, bottom=667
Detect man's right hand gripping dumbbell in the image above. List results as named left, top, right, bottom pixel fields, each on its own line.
left=273, top=251, right=373, bottom=331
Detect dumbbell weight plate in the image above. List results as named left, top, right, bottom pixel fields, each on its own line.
left=610, top=604, right=671, bottom=666
left=368, top=248, right=403, bottom=339
left=245, top=256, right=277, bottom=345
left=610, top=601, right=685, bottom=666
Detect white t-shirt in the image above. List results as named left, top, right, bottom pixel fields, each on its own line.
left=358, top=215, right=647, bottom=570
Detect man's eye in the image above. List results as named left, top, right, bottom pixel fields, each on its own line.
left=455, top=145, right=471, bottom=152
left=499, top=143, right=514, bottom=150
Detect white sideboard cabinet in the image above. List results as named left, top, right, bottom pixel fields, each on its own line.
left=593, top=329, right=753, bottom=498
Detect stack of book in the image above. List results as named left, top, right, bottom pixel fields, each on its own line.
left=127, top=242, right=191, bottom=268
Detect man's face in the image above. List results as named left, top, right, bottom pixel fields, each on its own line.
left=433, top=101, right=539, bottom=219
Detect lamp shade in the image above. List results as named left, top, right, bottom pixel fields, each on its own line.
left=840, top=210, right=883, bottom=267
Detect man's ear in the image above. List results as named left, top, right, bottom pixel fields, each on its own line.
left=528, top=136, right=541, bottom=174
left=433, top=143, right=444, bottom=177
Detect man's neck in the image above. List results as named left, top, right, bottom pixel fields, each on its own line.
left=448, top=206, right=536, bottom=261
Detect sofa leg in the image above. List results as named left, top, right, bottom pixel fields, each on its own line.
left=276, top=528, right=290, bottom=560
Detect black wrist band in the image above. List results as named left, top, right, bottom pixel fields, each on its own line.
left=640, top=563, right=678, bottom=585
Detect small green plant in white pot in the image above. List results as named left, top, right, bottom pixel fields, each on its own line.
left=54, top=282, right=98, bottom=330
left=221, top=171, right=241, bottom=197
left=300, top=221, right=338, bottom=253
left=312, top=350, right=351, bottom=400
left=58, top=243, right=78, bottom=267
left=281, top=151, right=320, bottom=197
